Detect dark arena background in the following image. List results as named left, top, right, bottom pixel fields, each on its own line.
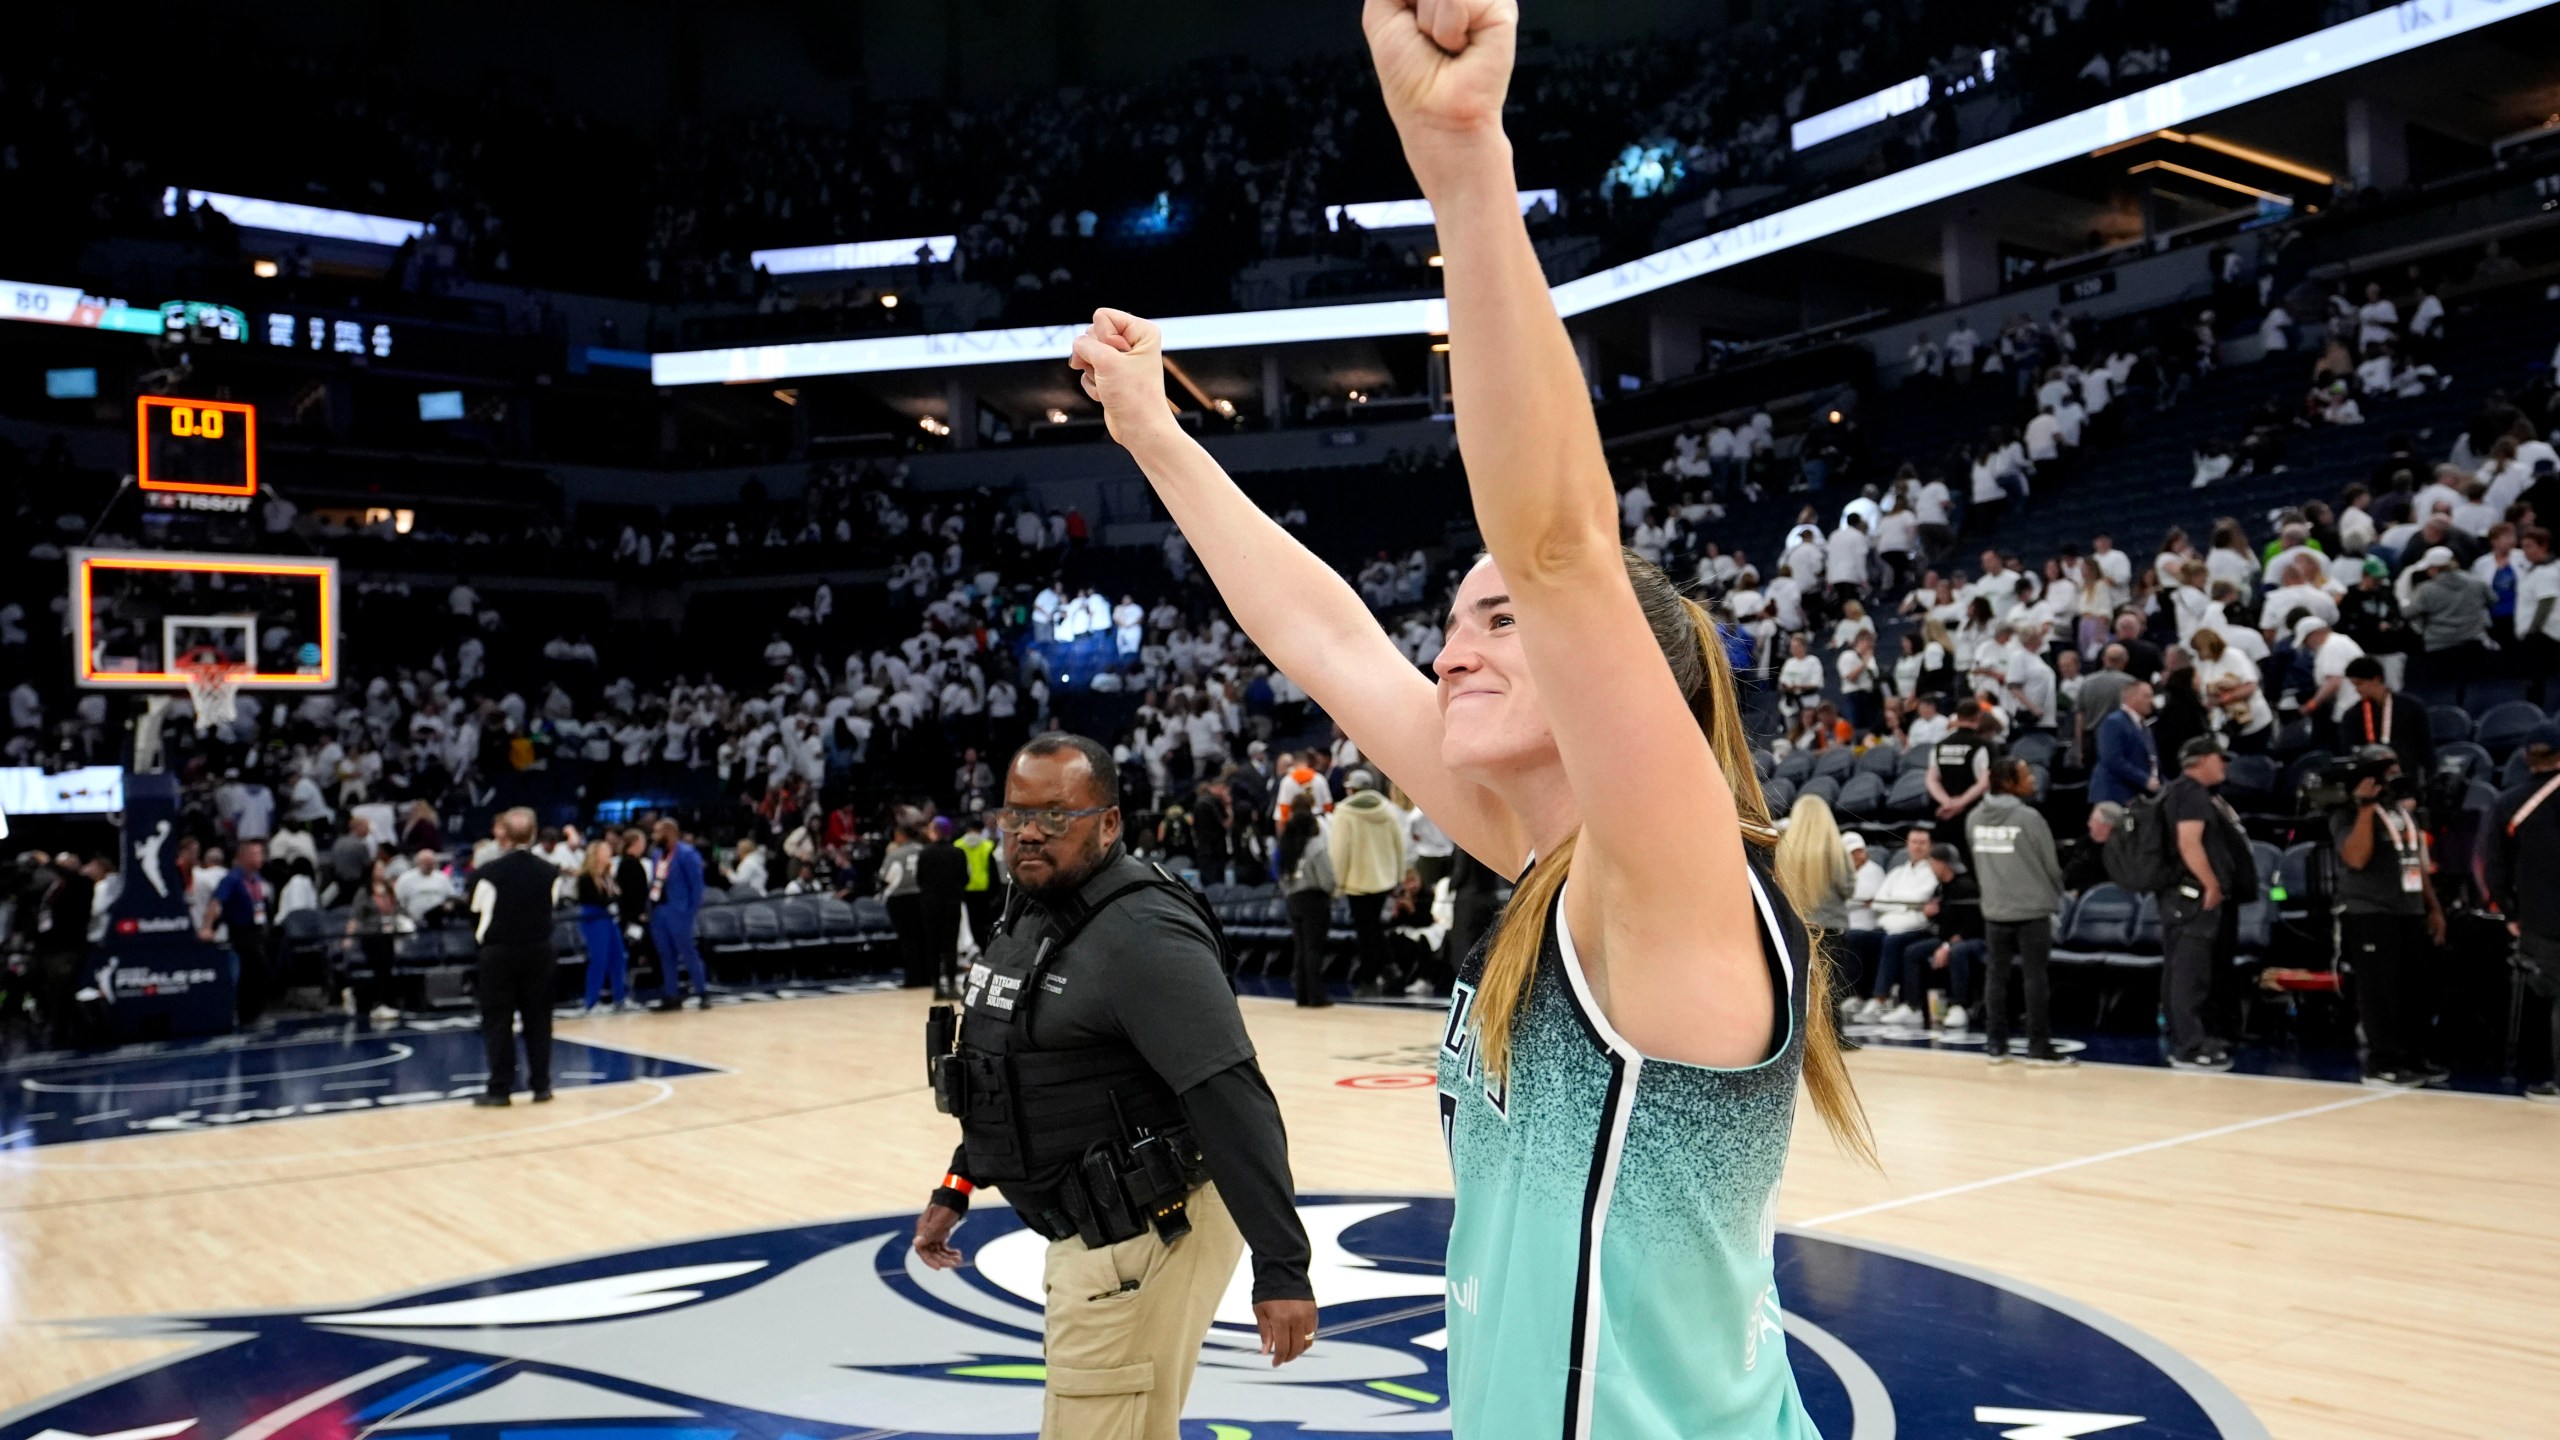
left=4, top=0, right=2559, bottom=1435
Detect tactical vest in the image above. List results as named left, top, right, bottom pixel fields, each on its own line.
left=928, top=852, right=1225, bottom=1244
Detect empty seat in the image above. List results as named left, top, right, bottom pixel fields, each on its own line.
left=1899, top=743, right=1937, bottom=774
left=775, top=897, right=827, bottom=947
left=2059, top=883, right=2138, bottom=953
left=2236, top=899, right=2274, bottom=955
left=551, top=919, right=584, bottom=957
left=1811, top=746, right=1856, bottom=780
left=738, top=904, right=788, bottom=951
left=695, top=906, right=746, bottom=950
left=816, top=897, right=862, bottom=939
left=2250, top=841, right=2282, bottom=896
left=438, top=928, right=481, bottom=962
left=700, top=886, right=733, bottom=907
left=852, top=898, right=895, bottom=937
left=1751, top=749, right=1776, bottom=779
left=1884, top=769, right=1931, bottom=817
left=1774, top=750, right=1815, bottom=784
left=2426, top=705, right=2475, bottom=745
left=2476, top=701, right=2547, bottom=759
left=1761, top=777, right=1797, bottom=816
left=2129, top=893, right=2161, bottom=953
left=1834, top=772, right=1888, bottom=822
left=2267, top=717, right=2314, bottom=760
left=1797, top=774, right=1841, bottom=808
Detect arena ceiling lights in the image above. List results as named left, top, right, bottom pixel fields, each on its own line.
left=652, top=0, right=2557, bottom=387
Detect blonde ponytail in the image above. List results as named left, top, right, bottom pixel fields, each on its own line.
left=1469, top=555, right=1875, bottom=1167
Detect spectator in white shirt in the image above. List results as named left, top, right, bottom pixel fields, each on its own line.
left=1777, top=634, right=1825, bottom=720
left=1826, top=513, right=1872, bottom=608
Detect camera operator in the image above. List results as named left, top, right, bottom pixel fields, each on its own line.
left=2338, top=656, right=2430, bottom=777
left=2328, top=744, right=2448, bottom=1089
left=2485, top=722, right=2560, bottom=1101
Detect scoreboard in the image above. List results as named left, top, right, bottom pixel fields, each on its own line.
left=136, top=396, right=257, bottom=499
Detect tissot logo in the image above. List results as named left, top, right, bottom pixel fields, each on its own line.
left=146, top=491, right=253, bottom=513
left=2, top=1197, right=2265, bottom=1438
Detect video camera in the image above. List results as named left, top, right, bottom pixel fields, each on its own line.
left=2299, top=751, right=2418, bottom=813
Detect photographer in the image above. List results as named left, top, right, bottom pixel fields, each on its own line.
left=2328, top=745, right=2448, bottom=1089
left=2485, top=722, right=2560, bottom=1102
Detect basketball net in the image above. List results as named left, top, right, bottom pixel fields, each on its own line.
left=176, top=647, right=248, bottom=733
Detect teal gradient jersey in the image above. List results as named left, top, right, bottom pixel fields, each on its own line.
left=1436, top=860, right=1820, bottom=1440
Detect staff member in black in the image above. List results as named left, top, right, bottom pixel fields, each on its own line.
left=916, top=816, right=971, bottom=999
left=2159, top=735, right=2256, bottom=1072
left=2486, top=722, right=2560, bottom=1101
left=472, top=808, right=564, bottom=1107
left=915, top=732, right=1314, bottom=1440
left=2330, top=745, right=2449, bottom=1089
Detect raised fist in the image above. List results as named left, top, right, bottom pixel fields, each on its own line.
left=1362, top=0, right=1518, bottom=155
left=1067, top=308, right=1174, bottom=446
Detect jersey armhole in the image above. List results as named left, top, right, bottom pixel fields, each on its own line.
left=1551, top=871, right=1800, bottom=1075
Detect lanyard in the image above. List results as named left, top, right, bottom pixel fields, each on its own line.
left=2511, top=772, right=2560, bottom=836
left=2360, top=697, right=2391, bottom=746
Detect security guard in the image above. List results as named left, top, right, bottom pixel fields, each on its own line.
left=915, top=732, right=1315, bottom=1439
left=2487, top=721, right=2560, bottom=1101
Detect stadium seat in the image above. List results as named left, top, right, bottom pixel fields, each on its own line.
left=2267, top=717, right=2314, bottom=760
left=2129, top=893, right=2161, bottom=954
left=1773, top=750, right=1815, bottom=784
left=1811, top=746, right=1856, bottom=780
left=777, top=897, right=827, bottom=948
left=1884, top=769, right=1931, bottom=817
left=2221, top=754, right=2278, bottom=813
left=2426, top=705, right=2474, bottom=745
left=701, top=886, right=732, bottom=907
left=2058, top=883, right=2138, bottom=954
left=1797, top=775, right=1841, bottom=808
left=1834, top=772, right=1887, bottom=823
left=2249, top=841, right=2281, bottom=895
left=551, top=919, right=584, bottom=957
left=1750, top=750, right=1775, bottom=779
left=2504, top=748, right=2535, bottom=788
left=2475, top=701, right=2547, bottom=759
left=1761, top=777, right=1797, bottom=816
left=852, top=898, right=896, bottom=939
left=1899, top=743, right=1937, bottom=774
left=438, top=928, right=481, bottom=962
left=816, top=897, right=862, bottom=940
left=1855, top=743, right=1899, bottom=779
left=695, top=906, right=745, bottom=951
left=739, top=903, right=788, bottom=952
left=2008, top=732, right=2058, bottom=771
left=728, top=881, right=767, bottom=901
left=2236, top=899, right=2273, bottom=955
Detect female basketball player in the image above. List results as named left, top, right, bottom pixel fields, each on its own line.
left=1070, top=1, right=1869, bottom=1432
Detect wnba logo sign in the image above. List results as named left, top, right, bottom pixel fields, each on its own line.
left=3, top=1198, right=2264, bottom=1439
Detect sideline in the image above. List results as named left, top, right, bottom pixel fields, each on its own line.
left=1795, top=1089, right=2399, bottom=1228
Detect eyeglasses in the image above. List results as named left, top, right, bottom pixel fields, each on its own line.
left=995, top=805, right=1114, bottom=833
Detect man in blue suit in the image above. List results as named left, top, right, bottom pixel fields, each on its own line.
left=2090, top=677, right=2161, bottom=808
left=648, top=817, right=710, bottom=1011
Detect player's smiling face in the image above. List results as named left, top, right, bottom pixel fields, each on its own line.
left=1433, top=557, right=1560, bottom=782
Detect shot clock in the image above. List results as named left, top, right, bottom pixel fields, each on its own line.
left=136, top=396, right=258, bottom=498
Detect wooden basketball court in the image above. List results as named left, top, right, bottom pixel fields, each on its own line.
left=4, top=991, right=2554, bottom=1438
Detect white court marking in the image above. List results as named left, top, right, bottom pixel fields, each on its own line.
left=19, top=1043, right=417, bottom=1093
left=0, top=1080, right=676, bottom=1172
left=1796, top=1090, right=2398, bottom=1229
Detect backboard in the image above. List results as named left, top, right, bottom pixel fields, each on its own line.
left=71, top=548, right=339, bottom=691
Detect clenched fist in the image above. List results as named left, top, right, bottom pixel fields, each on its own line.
left=1362, top=0, right=1518, bottom=161
left=1067, top=308, right=1177, bottom=447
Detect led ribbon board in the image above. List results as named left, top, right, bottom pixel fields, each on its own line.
left=654, top=0, right=2557, bottom=385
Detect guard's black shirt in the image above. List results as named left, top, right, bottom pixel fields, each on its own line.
left=472, top=849, right=560, bottom=948
left=2487, top=768, right=2560, bottom=940
left=947, top=847, right=1311, bottom=1302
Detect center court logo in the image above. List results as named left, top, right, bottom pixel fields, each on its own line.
left=2, top=1196, right=2265, bottom=1440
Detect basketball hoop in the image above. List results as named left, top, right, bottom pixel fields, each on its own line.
left=176, top=646, right=249, bottom=732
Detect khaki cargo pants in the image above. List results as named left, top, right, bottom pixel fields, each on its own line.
left=1040, top=1179, right=1245, bottom=1439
